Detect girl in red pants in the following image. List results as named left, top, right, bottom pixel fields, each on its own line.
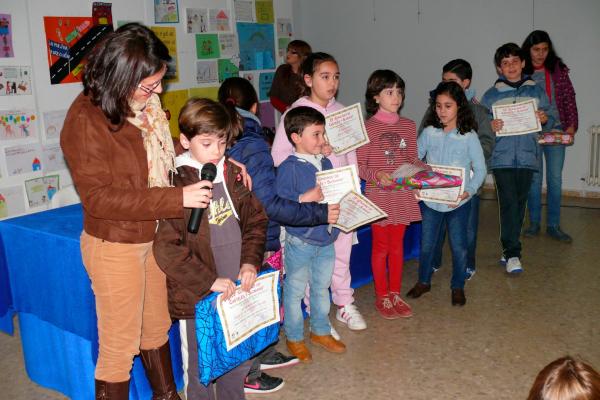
left=357, top=70, right=423, bottom=319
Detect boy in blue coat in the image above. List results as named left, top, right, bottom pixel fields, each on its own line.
left=276, top=106, right=346, bottom=363
left=481, top=42, right=560, bottom=275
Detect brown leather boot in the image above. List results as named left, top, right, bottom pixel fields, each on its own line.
left=95, top=379, right=129, bottom=399
left=140, top=341, right=182, bottom=400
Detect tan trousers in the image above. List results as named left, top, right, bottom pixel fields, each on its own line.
left=80, top=231, right=172, bottom=382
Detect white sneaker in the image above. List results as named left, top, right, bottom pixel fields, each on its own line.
left=506, top=257, right=523, bottom=274
left=336, top=304, right=367, bottom=330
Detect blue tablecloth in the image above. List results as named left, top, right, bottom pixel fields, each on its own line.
left=0, top=205, right=182, bottom=399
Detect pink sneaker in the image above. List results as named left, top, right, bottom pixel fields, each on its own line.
left=389, top=292, right=413, bottom=318
left=375, top=295, right=400, bottom=320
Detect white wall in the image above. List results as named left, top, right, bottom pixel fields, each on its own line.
left=294, top=0, right=600, bottom=193
left=0, top=0, right=294, bottom=218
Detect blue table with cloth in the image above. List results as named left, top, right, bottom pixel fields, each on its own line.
left=0, top=203, right=420, bottom=399
left=0, top=204, right=183, bottom=400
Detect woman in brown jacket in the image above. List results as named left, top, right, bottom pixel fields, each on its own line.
left=60, top=24, right=212, bottom=399
left=268, top=40, right=312, bottom=113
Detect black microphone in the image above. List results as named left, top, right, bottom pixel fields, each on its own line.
left=187, top=162, right=217, bottom=234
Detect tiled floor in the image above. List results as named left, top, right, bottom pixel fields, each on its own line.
left=1, top=198, right=599, bottom=399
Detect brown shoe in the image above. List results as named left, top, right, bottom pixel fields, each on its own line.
left=286, top=339, right=312, bottom=363
left=140, top=341, right=182, bottom=400
left=95, top=379, right=129, bottom=399
left=451, top=288, right=466, bottom=306
left=309, top=333, right=346, bottom=354
left=406, top=282, right=431, bottom=299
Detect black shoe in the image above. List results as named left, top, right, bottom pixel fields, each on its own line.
left=259, top=351, right=299, bottom=370
left=523, top=223, right=540, bottom=237
left=451, top=288, right=466, bottom=306
left=406, top=282, right=431, bottom=299
left=244, top=373, right=285, bottom=394
left=546, top=226, right=572, bottom=243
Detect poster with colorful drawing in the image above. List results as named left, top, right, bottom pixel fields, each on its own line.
left=92, top=2, right=113, bottom=26
left=4, top=143, right=43, bottom=176
left=150, top=26, right=179, bottom=82
left=237, top=23, right=275, bottom=71
left=218, top=59, right=239, bottom=83
left=42, top=143, right=67, bottom=172
left=0, top=186, right=26, bottom=218
left=42, top=110, right=67, bottom=140
left=25, top=175, right=60, bottom=207
left=196, top=60, right=218, bottom=85
left=255, top=1, right=274, bottom=24
left=159, top=89, right=189, bottom=138
left=154, top=0, right=179, bottom=23
left=209, top=9, right=231, bottom=31
left=186, top=8, right=208, bottom=33
left=0, top=66, right=32, bottom=96
left=0, top=110, right=37, bottom=141
left=259, top=72, right=274, bottom=101
left=218, top=33, right=239, bottom=58
left=0, top=14, right=14, bottom=58
left=43, top=16, right=113, bottom=85
left=276, top=18, right=292, bottom=38
left=196, top=34, right=220, bottom=59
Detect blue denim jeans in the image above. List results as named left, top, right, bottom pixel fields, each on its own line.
left=527, top=145, right=566, bottom=228
left=418, top=201, right=471, bottom=289
left=432, top=194, right=480, bottom=271
left=283, top=234, right=334, bottom=342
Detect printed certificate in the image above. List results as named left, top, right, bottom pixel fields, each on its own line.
left=492, top=99, right=541, bottom=136
left=217, top=271, right=280, bottom=351
left=333, top=190, right=387, bottom=232
left=325, top=103, right=370, bottom=154
left=315, top=165, right=361, bottom=204
left=416, top=165, right=465, bottom=205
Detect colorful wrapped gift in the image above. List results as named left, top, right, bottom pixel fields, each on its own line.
left=538, top=131, right=574, bottom=145
left=376, top=163, right=462, bottom=191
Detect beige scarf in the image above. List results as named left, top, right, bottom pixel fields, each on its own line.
left=127, top=93, right=176, bottom=188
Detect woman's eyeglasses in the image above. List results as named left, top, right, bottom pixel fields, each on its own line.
left=287, top=49, right=298, bottom=55
left=137, top=79, right=162, bottom=95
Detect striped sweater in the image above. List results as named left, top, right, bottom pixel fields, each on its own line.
left=357, top=110, right=421, bottom=226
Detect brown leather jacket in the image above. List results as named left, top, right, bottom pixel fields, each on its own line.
left=60, top=93, right=183, bottom=243
left=153, top=160, right=268, bottom=320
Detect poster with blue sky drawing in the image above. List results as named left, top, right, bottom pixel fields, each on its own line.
left=236, top=23, right=275, bottom=71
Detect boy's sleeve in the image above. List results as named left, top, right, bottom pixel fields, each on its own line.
left=474, top=105, right=495, bottom=165
left=153, top=217, right=217, bottom=303
left=275, top=161, right=300, bottom=202
left=465, top=133, right=487, bottom=195
left=237, top=191, right=269, bottom=269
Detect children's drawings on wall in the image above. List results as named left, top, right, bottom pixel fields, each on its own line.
left=276, top=18, right=292, bottom=37
left=154, top=0, right=179, bottom=23
left=0, top=111, right=37, bottom=141
left=42, top=110, right=67, bottom=141
left=0, top=66, right=32, bottom=96
left=237, top=23, right=275, bottom=71
left=92, top=2, right=113, bottom=26
left=209, top=9, right=231, bottom=32
left=0, top=186, right=26, bottom=218
left=196, top=33, right=220, bottom=59
left=278, top=37, right=290, bottom=62
left=42, top=144, right=66, bottom=172
left=234, top=1, right=254, bottom=22
left=0, top=14, right=14, bottom=58
left=218, top=59, right=239, bottom=83
left=186, top=8, right=208, bottom=33
left=159, top=89, right=189, bottom=138
left=196, top=60, right=219, bottom=85
left=259, top=72, right=274, bottom=101
left=150, top=26, right=179, bottom=82
left=43, top=16, right=113, bottom=85
left=218, top=33, right=239, bottom=58
left=255, top=1, right=274, bottom=24
left=4, top=143, right=43, bottom=176
left=24, top=175, right=59, bottom=208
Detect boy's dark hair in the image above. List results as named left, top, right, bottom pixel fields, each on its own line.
left=494, top=43, right=524, bottom=67
left=364, top=69, right=405, bottom=117
left=442, top=59, right=473, bottom=81
left=423, top=81, right=477, bottom=135
left=521, top=30, right=564, bottom=74
left=83, top=23, right=171, bottom=128
left=300, top=52, right=338, bottom=96
left=283, top=106, right=326, bottom=145
left=179, top=98, right=241, bottom=145
left=217, top=77, right=259, bottom=113
left=527, top=356, right=600, bottom=400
